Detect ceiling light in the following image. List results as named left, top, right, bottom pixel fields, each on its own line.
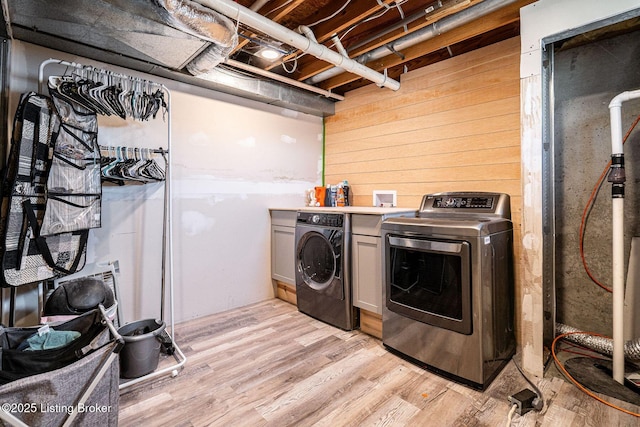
left=257, top=47, right=283, bottom=60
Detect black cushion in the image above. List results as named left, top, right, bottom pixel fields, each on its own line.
left=44, top=277, right=115, bottom=315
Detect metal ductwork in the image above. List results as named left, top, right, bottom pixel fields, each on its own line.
left=556, top=323, right=640, bottom=360
left=193, top=0, right=401, bottom=91
left=154, top=0, right=238, bottom=74
left=4, top=0, right=337, bottom=116
left=306, top=0, right=518, bottom=85
left=155, top=2, right=344, bottom=100
left=225, top=59, right=344, bottom=101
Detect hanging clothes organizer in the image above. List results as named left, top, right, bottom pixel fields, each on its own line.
left=38, top=58, right=186, bottom=389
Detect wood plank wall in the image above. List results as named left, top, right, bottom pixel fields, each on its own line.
left=324, top=36, right=523, bottom=342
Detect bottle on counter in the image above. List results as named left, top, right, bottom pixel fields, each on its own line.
left=315, top=186, right=326, bottom=207
left=336, top=183, right=345, bottom=207
left=342, top=180, right=350, bottom=206
left=324, top=184, right=332, bottom=207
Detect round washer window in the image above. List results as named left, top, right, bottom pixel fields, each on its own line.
left=299, top=233, right=336, bottom=289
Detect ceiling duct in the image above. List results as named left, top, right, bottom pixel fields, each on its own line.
left=193, top=0, right=401, bottom=91
left=154, top=0, right=238, bottom=74
left=3, top=0, right=336, bottom=116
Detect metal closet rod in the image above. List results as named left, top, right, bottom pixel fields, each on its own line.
left=38, top=58, right=165, bottom=93
left=99, top=145, right=169, bottom=155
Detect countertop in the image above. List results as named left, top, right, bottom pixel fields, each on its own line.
left=269, top=206, right=417, bottom=216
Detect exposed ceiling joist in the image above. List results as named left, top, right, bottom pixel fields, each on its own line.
left=1, top=0, right=536, bottom=116
left=313, top=0, right=529, bottom=91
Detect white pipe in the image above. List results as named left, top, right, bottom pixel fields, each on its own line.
left=608, top=88, right=640, bottom=384
left=297, top=25, right=317, bottom=43
left=225, top=58, right=344, bottom=101
left=331, top=34, right=348, bottom=57
left=249, top=0, right=269, bottom=12
left=194, top=0, right=400, bottom=90
left=612, top=198, right=625, bottom=383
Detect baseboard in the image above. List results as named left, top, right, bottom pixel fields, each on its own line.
left=360, top=308, right=382, bottom=339
left=275, top=281, right=297, bottom=305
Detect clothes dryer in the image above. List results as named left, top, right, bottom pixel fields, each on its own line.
left=381, top=192, right=515, bottom=389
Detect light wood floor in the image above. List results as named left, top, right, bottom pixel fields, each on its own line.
left=118, top=299, right=640, bottom=426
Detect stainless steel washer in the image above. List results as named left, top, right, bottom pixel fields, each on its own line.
left=295, top=211, right=357, bottom=330
left=381, top=192, right=515, bottom=389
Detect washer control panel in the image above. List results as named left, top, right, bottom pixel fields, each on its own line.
left=297, top=211, right=344, bottom=228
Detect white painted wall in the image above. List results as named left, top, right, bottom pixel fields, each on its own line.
left=7, top=41, right=323, bottom=325
left=519, top=0, right=640, bottom=376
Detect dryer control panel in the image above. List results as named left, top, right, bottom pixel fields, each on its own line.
left=432, top=196, right=494, bottom=209
left=418, top=192, right=511, bottom=220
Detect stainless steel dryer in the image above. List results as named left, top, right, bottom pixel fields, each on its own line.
left=295, top=211, right=357, bottom=330
left=381, top=192, right=515, bottom=389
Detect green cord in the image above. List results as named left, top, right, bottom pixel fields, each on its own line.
left=321, top=118, right=326, bottom=187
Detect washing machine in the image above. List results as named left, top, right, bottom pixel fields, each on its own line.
left=295, top=211, right=357, bottom=330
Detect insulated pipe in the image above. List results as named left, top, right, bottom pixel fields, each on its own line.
left=608, top=89, right=640, bottom=383
left=556, top=323, right=640, bottom=360
left=194, top=0, right=400, bottom=90
left=307, top=0, right=517, bottom=85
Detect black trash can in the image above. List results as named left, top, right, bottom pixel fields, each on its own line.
left=117, top=319, right=166, bottom=379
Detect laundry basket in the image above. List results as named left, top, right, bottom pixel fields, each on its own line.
left=118, top=319, right=166, bottom=379
left=0, top=306, right=121, bottom=427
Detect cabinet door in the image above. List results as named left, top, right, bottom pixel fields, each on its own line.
left=352, top=234, right=382, bottom=314
left=271, top=225, right=296, bottom=285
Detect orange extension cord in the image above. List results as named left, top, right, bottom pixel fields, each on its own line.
left=579, top=113, right=640, bottom=292
left=552, top=332, right=640, bottom=417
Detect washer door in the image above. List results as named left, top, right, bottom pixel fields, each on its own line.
left=297, top=229, right=344, bottom=300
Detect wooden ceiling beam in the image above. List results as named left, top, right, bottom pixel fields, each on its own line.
left=291, top=0, right=483, bottom=81
left=264, top=0, right=397, bottom=73
left=309, top=0, right=397, bottom=44
left=347, top=0, right=483, bottom=57
left=317, top=0, right=532, bottom=91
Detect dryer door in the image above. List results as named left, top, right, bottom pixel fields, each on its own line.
left=296, top=228, right=344, bottom=300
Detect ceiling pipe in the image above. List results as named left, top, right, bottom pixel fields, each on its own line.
left=331, top=35, right=348, bottom=57
left=194, top=0, right=400, bottom=91
left=249, top=0, right=269, bottom=12
left=346, top=1, right=442, bottom=54
left=307, top=0, right=518, bottom=85
left=225, top=58, right=344, bottom=101
left=297, top=25, right=318, bottom=43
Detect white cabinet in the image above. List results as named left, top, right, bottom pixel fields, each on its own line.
left=351, top=214, right=385, bottom=314
left=271, top=225, right=295, bottom=284
left=270, top=210, right=297, bottom=285
left=351, top=211, right=415, bottom=316
left=352, top=233, right=382, bottom=313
